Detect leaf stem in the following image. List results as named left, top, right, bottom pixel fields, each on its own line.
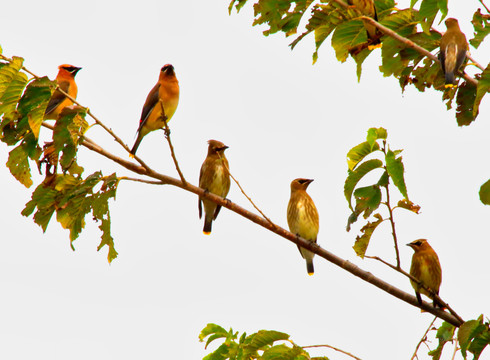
left=303, top=344, right=362, bottom=360
left=410, top=316, right=437, bottom=360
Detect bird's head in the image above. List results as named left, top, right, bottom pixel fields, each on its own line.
left=444, top=18, right=460, bottom=30
left=407, top=239, right=431, bottom=252
left=161, top=64, right=175, bottom=76
left=291, top=178, right=314, bottom=191
left=58, top=64, right=82, bottom=77
left=207, top=139, right=229, bottom=155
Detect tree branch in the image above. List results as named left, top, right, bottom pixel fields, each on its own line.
left=38, top=122, right=464, bottom=327
left=479, top=0, right=490, bottom=14
left=384, top=183, right=401, bottom=268
left=303, top=344, right=362, bottom=360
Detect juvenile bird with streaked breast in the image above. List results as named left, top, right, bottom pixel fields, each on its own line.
left=287, top=178, right=320, bottom=276
left=198, top=140, right=231, bottom=235
left=130, top=64, right=179, bottom=156
left=407, top=239, right=443, bottom=307
left=44, top=64, right=82, bottom=120
left=439, top=18, right=468, bottom=87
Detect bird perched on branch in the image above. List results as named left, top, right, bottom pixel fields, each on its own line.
left=438, top=18, right=468, bottom=87
left=44, top=64, right=82, bottom=120
left=407, top=239, right=443, bottom=307
left=287, top=178, right=320, bottom=276
left=198, top=140, right=231, bottom=235
left=130, top=64, right=179, bottom=156
left=347, top=0, right=381, bottom=48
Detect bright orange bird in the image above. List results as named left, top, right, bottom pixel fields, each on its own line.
left=287, top=178, right=320, bottom=276
left=407, top=239, right=443, bottom=307
left=44, top=64, right=82, bottom=120
left=198, top=140, right=231, bottom=235
left=130, top=64, right=179, bottom=156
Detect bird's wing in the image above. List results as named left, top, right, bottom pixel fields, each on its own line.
left=45, top=80, right=70, bottom=115
left=137, top=82, right=160, bottom=132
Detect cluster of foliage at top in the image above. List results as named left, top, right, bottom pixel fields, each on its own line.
left=199, top=323, right=328, bottom=360
left=0, top=54, right=118, bottom=262
left=229, top=0, right=490, bottom=126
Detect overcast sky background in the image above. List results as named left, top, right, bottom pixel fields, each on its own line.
left=1, top=1, right=489, bottom=359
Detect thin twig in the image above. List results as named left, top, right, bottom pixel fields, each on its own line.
left=119, top=176, right=165, bottom=185
left=410, top=316, right=437, bottom=360
left=158, top=99, right=187, bottom=186
left=365, top=255, right=464, bottom=324
left=303, top=344, right=362, bottom=360
left=451, top=338, right=460, bottom=360
left=479, top=0, right=490, bottom=14
left=384, top=183, right=401, bottom=268
left=37, top=122, right=465, bottom=327
left=218, top=153, right=276, bottom=228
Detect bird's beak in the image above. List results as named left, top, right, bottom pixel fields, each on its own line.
left=305, top=179, right=314, bottom=185
left=73, top=67, right=82, bottom=75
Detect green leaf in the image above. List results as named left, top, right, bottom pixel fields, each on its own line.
left=353, top=213, right=383, bottom=258
left=199, top=323, right=229, bottom=347
left=228, top=0, right=248, bottom=14
left=479, top=179, right=490, bottom=205
left=0, top=56, right=24, bottom=102
left=97, top=217, right=118, bottom=263
left=22, top=182, right=58, bottom=232
left=397, top=199, right=421, bottom=213
left=366, top=127, right=387, bottom=147
left=252, top=0, right=314, bottom=37
left=470, top=9, right=490, bottom=49
left=53, top=106, right=88, bottom=171
left=346, top=141, right=381, bottom=170
left=455, top=81, right=478, bottom=126
left=458, top=316, right=485, bottom=358
left=244, top=330, right=289, bottom=352
left=331, top=20, right=366, bottom=62
left=0, top=69, right=27, bottom=121
left=385, top=149, right=408, bottom=199
left=429, top=321, right=455, bottom=360
left=418, top=0, right=439, bottom=33
left=262, top=344, right=304, bottom=360
left=345, top=159, right=384, bottom=210
left=6, top=143, right=32, bottom=187
left=375, top=0, right=396, bottom=16
left=17, top=77, right=54, bottom=139
left=202, top=344, right=230, bottom=360
left=474, top=63, right=490, bottom=119
left=354, top=185, right=382, bottom=218
left=468, top=327, right=490, bottom=360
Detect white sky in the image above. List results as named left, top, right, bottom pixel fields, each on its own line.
left=0, top=1, right=489, bottom=359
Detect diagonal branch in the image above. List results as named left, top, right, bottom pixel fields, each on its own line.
left=479, top=0, right=490, bottom=14
left=302, top=344, right=362, bottom=360
left=39, top=122, right=464, bottom=327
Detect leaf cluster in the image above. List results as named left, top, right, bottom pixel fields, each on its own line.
left=229, top=0, right=490, bottom=126
left=199, top=324, right=327, bottom=360
left=0, top=56, right=118, bottom=262
left=344, top=127, right=419, bottom=258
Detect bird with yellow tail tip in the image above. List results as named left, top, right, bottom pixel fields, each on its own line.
left=347, top=0, right=382, bottom=49
left=407, top=239, right=443, bottom=308
left=439, top=18, right=468, bottom=87
left=44, top=64, right=82, bottom=120
left=198, top=140, right=231, bottom=235
left=287, top=178, right=319, bottom=276
left=130, top=64, right=179, bottom=156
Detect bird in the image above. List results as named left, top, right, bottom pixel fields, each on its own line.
left=44, top=64, right=82, bottom=120
left=130, top=64, right=180, bottom=156
left=438, top=18, right=468, bottom=87
left=287, top=178, right=320, bottom=276
left=407, top=239, right=443, bottom=307
left=198, top=140, right=231, bottom=235
left=347, top=0, right=381, bottom=48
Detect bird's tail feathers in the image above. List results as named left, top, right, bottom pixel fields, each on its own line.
left=130, top=135, right=143, bottom=156
left=306, top=260, right=314, bottom=276
left=203, top=218, right=213, bottom=235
